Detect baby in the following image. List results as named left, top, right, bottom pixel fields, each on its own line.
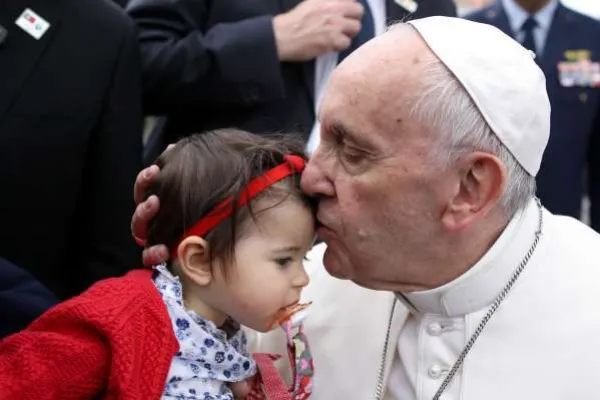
left=0, top=129, right=317, bottom=399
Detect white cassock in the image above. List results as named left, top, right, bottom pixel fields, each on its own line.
left=248, top=198, right=600, bottom=399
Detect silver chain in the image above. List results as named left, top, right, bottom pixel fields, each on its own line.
left=374, top=298, right=397, bottom=399
left=433, top=198, right=544, bottom=400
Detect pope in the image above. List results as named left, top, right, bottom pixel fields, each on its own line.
left=132, top=16, right=600, bottom=400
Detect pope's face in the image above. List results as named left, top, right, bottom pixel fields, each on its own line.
left=301, top=32, right=451, bottom=292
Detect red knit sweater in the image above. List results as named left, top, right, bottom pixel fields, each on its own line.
left=0, top=269, right=179, bottom=400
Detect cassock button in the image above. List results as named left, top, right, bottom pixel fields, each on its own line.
left=427, top=322, right=442, bottom=336
left=428, top=364, right=443, bottom=379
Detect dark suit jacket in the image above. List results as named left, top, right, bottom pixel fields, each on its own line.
left=0, top=257, right=58, bottom=338
left=0, top=0, right=143, bottom=299
left=127, top=0, right=456, bottom=162
left=467, top=2, right=600, bottom=230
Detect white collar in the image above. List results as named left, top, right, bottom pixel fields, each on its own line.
left=398, top=198, right=541, bottom=317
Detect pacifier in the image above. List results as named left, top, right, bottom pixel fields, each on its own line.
left=251, top=302, right=314, bottom=400
left=270, top=302, right=312, bottom=331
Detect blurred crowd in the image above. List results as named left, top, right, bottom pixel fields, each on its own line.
left=0, top=0, right=599, bottom=330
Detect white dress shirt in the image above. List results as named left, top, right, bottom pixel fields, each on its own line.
left=502, top=0, right=558, bottom=56
left=306, top=0, right=387, bottom=155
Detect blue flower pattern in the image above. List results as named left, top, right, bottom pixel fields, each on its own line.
left=153, top=264, right=257, bottom=399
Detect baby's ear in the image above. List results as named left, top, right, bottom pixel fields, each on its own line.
left=176, top=237, right=213, bottom=286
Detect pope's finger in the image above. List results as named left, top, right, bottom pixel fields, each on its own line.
left=142, top=245, right=170, bottom=267
left=131, top=195, right=160, bottom=245
left=134, top=165, right=160, bottom=205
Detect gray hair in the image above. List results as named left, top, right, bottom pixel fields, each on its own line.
left=409, top=55, right=536, bottom=217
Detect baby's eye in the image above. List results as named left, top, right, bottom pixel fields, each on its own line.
left=275, top=257, right=293, bottom=268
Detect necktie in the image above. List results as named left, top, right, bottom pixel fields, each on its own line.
left=520, top=16, right=538, bottom=55
left=338, top=0, right=375, bottom=63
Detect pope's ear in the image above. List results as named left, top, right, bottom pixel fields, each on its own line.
left=176, top=237, right=212, bottom=286
left=441, top=152, right=506, bottom=231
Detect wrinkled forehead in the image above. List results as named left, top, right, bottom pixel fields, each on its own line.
left=319, top=27, right=433, bottom=147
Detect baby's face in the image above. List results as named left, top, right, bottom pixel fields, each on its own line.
left=211, top=196, right=316, bottom=332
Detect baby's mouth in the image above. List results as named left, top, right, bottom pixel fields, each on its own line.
left=269, top=301, right=312, bottom=330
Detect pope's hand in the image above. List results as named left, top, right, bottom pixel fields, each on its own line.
left=131, top=164, right=169, bottom=266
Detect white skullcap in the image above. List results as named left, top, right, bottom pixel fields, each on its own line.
left=407, top=16, right=550, bottom=177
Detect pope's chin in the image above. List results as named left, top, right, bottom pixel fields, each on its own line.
left=322, top=247, right=353, bottom=279
left=319, top=227, right=353, bottom=280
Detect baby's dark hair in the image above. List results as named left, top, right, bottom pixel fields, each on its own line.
left=145, top=129, right=316, bottom=269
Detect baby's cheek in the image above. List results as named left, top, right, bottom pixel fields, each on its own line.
left=228, top=278, right=287, bottom=329
left=233, top=293, right=271, bottom=321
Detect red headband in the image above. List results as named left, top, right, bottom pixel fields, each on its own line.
left=172, top=154, right=306, bottom=257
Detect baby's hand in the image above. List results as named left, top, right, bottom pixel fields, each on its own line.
left=229, top=377, right=254, bottom=399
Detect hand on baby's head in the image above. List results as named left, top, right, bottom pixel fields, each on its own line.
left=132, top=165, right=169, bottom=265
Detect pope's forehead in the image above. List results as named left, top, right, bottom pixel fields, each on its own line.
left=329, top=28, right=432, bottom=97
left=322, top=28, right=433, bottom=122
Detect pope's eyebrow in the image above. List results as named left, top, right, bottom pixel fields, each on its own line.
left=330, top=121, right=351, bottom=140
left=330, top=121, right=376, bottom=151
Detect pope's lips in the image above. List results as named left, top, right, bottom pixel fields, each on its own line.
left=316, top=215, right=335, bottom=234
left=317, top=223, right=336, bottom=238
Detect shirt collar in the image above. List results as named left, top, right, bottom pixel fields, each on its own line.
left=502, top=0, right=558, bottom=32
left=398, top=198, right=541, bottom=317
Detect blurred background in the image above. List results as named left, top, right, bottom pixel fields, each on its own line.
left=457, top=0, right=600, bottom=17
